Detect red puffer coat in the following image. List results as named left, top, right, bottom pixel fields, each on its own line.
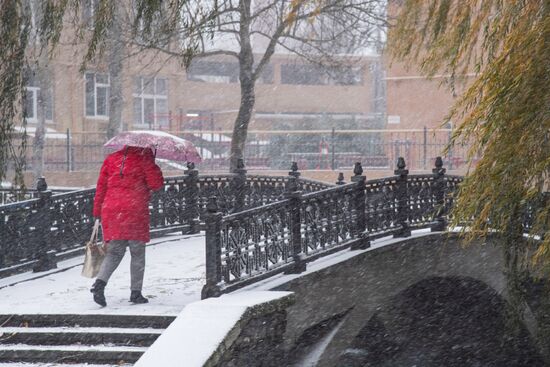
left=93, top=146, right=164, bottom=243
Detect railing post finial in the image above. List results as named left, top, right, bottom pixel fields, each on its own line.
left=289, top=161, right=300, bottom=178
left=353, top=162, right=363, bottom=177
left=351, top=162, right=368, bottom=250
left=393, top=157, right=411, bottom=238
left=394, top=157, right=408, bottom=176
left=286, top=162, right=301, bottom=194
left=36, top=176, right=48, bottom=192
left=431, top=156, right=447, bottom=232
left=434, top=156, right=444, bottom=171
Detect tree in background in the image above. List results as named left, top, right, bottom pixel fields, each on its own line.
left=0, top=1, right=30, bottom=187
left=106, top=2, right=125, bottom=140
left=389, top=1, right=549, bottom=265
left=132, top=0, right=385, bottom=171
left=24, top=0, right=54, bottom=180
left=0, top=0, right=218, bottom=185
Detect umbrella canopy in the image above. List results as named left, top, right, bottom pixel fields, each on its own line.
left=104, top=130, right=202, bottom=163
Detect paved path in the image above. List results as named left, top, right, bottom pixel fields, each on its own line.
left=0, top=234, right=205, bottom=316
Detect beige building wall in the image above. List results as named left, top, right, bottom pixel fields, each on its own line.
left=38, top=45, right=375, bottom=140
left=385, top=61, right=460, bottom=130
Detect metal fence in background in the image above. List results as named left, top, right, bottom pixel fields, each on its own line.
left=19, top=128, right=474, bottom=173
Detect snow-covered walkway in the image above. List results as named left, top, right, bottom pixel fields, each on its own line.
left=0, top=234, right=205, bottom=316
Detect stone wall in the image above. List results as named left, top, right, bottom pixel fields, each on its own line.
left=204, top=294, right=295, bottom=367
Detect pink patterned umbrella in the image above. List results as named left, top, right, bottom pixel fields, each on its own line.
left=104, top=130, right=202, bottom=163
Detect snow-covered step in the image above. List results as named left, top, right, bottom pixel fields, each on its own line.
left=0, top=344, right=147, bottom=364
left=0, top=314, right=176, bottom=365
left=0, top=314, right=175, bottom=329
left=0, top=327, right=164, bottom=334
left=0, top=364, right=132, bottom=367
left=0, top=327, right=163, bottom=347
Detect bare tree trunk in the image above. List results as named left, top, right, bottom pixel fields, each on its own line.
left=32, top=57, right=50, bottom=180
left=230, top=0, right=255, bottom=172
left=107, top=6, right=124, bottom=139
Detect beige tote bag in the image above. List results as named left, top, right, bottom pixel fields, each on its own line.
left=81, top=219, right=106, bottom=278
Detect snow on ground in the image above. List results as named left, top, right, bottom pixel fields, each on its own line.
left=0, top=234, right=205, bottom=316
left=0, top=229, right=438, bottom=317
left=135, top=291, right=293, bottom=367
left=0, top=364, right=131, bottom=367
left=0, top=365, right=109, bottom=367
left=0, top=228, right=441, bottom=366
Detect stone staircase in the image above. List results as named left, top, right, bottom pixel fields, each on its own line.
left=0, top=314, right=175, bottom=365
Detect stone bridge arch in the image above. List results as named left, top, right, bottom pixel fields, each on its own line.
left=336, top=275, right=543, bottom=366
left=271, top=233, right=541, bottom=366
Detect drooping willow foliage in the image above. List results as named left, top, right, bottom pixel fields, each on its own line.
left=0, top=0, right=216, bottom=186
left=389, top=1, right=550, bottom=267
left=0, top=1, right=30, bottom=188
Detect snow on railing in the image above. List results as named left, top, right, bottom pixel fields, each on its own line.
left=201, top=157, right=464, bottom=298
left=0, top=161, right=331, bottom=278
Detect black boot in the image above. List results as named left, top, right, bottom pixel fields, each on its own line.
left=91, top=279, right=107, bottom=307
left=130, top=290, right=149, bottom=304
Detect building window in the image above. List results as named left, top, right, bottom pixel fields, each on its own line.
left=85, top=72, right=110, bottom=118
left=329, top=66, right=364, bottom=86
left=133, top=76, right=168, bottom=127
left=24, top=70, right=53, bottom=122
left=281, top=64, right=363, bottom=86
left=281, top=64, right=325, bottom=85
left=187, top=61, right=239, bottom=84
left=256, top=64, right=274, bottom=84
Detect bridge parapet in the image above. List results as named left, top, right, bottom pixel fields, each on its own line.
left=0, top=162, right=330, bottom=277
left=201, top=157, right=468, bottom=298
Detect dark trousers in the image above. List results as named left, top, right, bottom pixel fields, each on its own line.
left=97, top=240, right=145, bottom=291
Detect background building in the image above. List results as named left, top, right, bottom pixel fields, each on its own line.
left=20, top=1, right=466, bottom=184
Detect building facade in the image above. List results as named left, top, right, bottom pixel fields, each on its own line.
left=22, top=2, right=463, bottom=173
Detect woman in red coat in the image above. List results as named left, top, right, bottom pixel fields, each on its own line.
left=91, top=146, right=164, bottom=307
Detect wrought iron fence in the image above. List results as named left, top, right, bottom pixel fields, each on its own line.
left=201, top=156, right=546, bottom=298
left=201, top=157, right=466, bottom=298
left=0, top=162, right=331, bottom=277
left=4, top=153, right=546, bottom=294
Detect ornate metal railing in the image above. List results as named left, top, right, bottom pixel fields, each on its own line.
left=300, top=183, right=360, bottom=257
left=201, top=157, right=466, bottom=298
left=202, top=156, right=550, bottom=298
left=364, top=175, right=399, bottom=239
left=200, top=179, right=356, bottom=296
left=0, top=187, right=74, bottom=205
left=0, top=161, right=332, bottom=277
left=216, top=199, right=294, bottom=288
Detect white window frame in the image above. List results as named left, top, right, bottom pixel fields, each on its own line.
left=133, top=77, right=168, bottom=128
left=85, top=72, right=110, bottom=119
left=25, top=87, right=39, bottom=122
left=25, top=87, right=54, bottom=124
